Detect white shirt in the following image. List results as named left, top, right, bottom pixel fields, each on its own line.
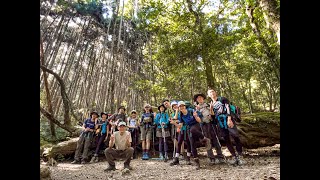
left=114, top=131, right=132, bottom=150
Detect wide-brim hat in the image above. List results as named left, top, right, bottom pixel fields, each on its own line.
left=144, top=104, right=151, bottom=108
left=100, top=112, right=108, bottom=117
left=158, top=104, right=167, bottom=111
left=90, top=111, right=99, bottom=117
left=162, top=99, right=170, bottom=103
left=193, top=93, right=206, bottom=102
left=118, top=106, right=126, bottom=111
left=178, top=101, right=186, bottom=107
left=171, top=101, right=178, bottom=107
left=118, top=121, right=127, bottom=127
left=131, top=110, right=137, bottom=114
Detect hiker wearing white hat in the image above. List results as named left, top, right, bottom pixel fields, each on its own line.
left=104, top=121, right=133, bottom=171
left=173, top=101, right=212, bottom=170
left=127, top=110, right=139, bottom=159
left=140, top=104, right=154, bottom=160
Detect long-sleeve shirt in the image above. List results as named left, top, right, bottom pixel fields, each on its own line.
left=154, top=112, right=169, bottom=129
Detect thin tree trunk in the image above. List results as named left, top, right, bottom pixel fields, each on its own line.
left=40, top=34, right=56, bottom=140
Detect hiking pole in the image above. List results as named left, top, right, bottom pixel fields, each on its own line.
left=152, top=126, right=155, bottom=156
left=211, top=123, right=227, bottom=162
left=162, top=123, right=166, bottom=143
left=134, top=128, right=137, bottom=159
left=193, top=103, right=205, bottom=136
left=173, top=125, right=176, bottom=159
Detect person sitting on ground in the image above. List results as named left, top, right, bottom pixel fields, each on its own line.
left=71, top=111, right=99, bottom=164
left=104, top=121, right=134, bottom=171
left=90, top=112, right=109, bottom=163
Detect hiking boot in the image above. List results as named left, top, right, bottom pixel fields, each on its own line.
left=81, top=160, right=87, bottom=164
left=215, top=157, right=226, bottom=164
left=201, top=137, right=212, bottom=150
left=194, top=158, right=200, bottom=170
left=145, top=152, right=150, bottom=160
left=71, top=159, right=80, bottom=164
left=159, top=153, right=164, bottom=160
left=208, top=158, right=215, bottom=166
left=186, top=156, right=191, bottom=165
left=170, top=157, right=179, bottom=166
left=237, top=155, right=246, bottom=165
left=124, top=163, right=133, bottom=170
left=141, top=152, right=147, bottom=160
left=104, top=165, right=116, bottom=171
left=180, top=152, right=186, bottom=160
left=164, top=152, right=169, bottom=162
left=228, top=156, right=238, bottom=165
left=90, top=156, right=98, bottom=163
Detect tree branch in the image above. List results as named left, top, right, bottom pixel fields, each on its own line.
left=40, top=106, right=76, bottom=133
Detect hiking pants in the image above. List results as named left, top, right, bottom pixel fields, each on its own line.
left=220, top=125, right=243, bottom=156
left=176, top=129, right=191, bottom=154
left=74, top=131, right=94, bottom=161
left=94, top=133, right=107, bottom=155
left=105, top=147, right=134, bottom=166
left=202, top=122, right=224, bottom=159
left=188, top=123, right=205, bottom=158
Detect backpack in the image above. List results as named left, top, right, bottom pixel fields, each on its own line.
left=184, top=101, right=195, bottom=109
left=217, top=97, right=242, bottom=122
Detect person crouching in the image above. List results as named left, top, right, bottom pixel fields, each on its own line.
left=104, top=121, right=134, bottom=171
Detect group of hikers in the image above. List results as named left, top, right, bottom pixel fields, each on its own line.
left=71, top=88, right=246, bottom=171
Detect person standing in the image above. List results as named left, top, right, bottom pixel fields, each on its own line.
left=176, top=101, right=212, bottom=170
left=207, top=88, right=245, bottom=165
left=154, top=104, right=170, bottom=161
left=108, top=106, right=127, bottom=132
left=127, top=110, right=139, bottom=159
left=194, top=93, right=225, bottom=165
left=169, top=103, right=192, bottom=166
left=140, top=104, right=154, bottom=160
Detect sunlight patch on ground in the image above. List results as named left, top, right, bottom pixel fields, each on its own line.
left=56, top=163, right=83, bottom=171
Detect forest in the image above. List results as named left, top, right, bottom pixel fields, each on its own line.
left=40, top=0, right=280, bottom=179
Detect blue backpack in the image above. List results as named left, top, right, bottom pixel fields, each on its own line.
left=217, top=97, right=242, bottom=122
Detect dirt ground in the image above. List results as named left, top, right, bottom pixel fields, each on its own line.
left=47, top=144, right=280, bottom=180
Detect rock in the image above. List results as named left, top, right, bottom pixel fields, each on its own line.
left=121, top=168, right=130, bottom=175
left=40, top=165, right=51, bottom=180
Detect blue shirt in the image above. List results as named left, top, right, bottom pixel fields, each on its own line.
left=84, top=118, right=95, bottom=129
left=155, top=112, right=169, bottom=129
left=97, top=119, right=108, bottom=134
left=172, top=112, right=186, bottom=131
left=178, top=109, right=201, bottom=127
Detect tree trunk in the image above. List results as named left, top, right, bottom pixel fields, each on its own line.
left=258, top=0, right=280, bottom=45
left=40, top=34, right=56, bottom=140
left=40, top=65, right=81, bottom=125
left=203, top=57, right=215, bottom=89
left=245, top=6, right=280, bottom=82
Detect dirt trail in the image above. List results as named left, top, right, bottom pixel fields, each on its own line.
left=48, top=145, right=280, bottom=180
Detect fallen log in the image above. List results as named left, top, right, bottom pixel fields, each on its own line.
left=42, top=112, right=280, bottom=160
